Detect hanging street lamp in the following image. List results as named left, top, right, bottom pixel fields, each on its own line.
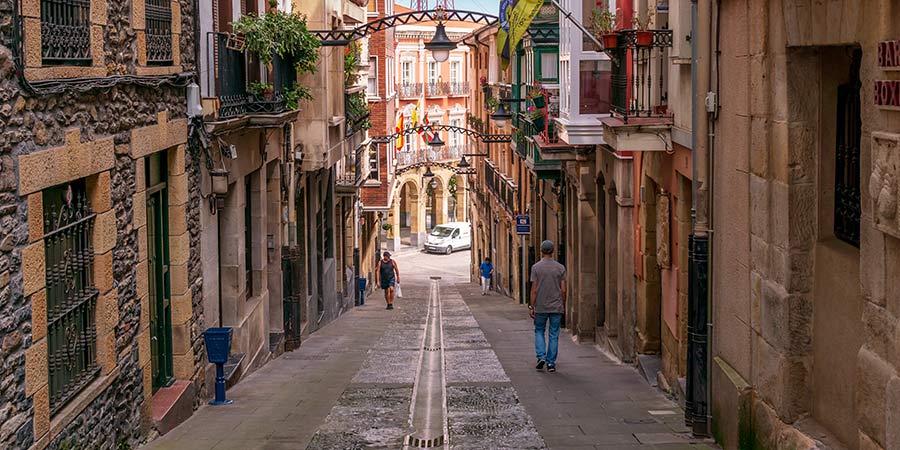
left=424, top=8, right=456, bottom=63
left=490, top=102, right=512, bottom=128
left=458, top=155, right=470, bottom=168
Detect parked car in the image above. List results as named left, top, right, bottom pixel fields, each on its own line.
left=424, top=222, right=471, bottom=254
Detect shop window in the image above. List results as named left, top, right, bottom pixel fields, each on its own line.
left=834, top=49, right=862, bottom=247
left=41, top=0, right=92, bottom=65
left=146, top=0, right=174, bottom=65
left=43, top=180, right=99, bottom=414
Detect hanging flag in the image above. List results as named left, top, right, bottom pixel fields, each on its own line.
left=411, top=104, right=419, bottom=129
left=395, top=113, right=404, bottom=149
left=419, top=111, right=434, bottom=145
left=496, top=0, right=514, bottom=69
left=498, top=0, right=543, bottom=70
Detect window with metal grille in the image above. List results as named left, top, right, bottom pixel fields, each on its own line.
left=40, top=0, right=92, bottom=65
left=146, top=0, right=173, bottom=65
left=834, top=49, right=862, bottom=247
left=43, top=181, right=99, bottom=414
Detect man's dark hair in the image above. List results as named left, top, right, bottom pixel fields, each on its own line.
left=484, top=257, right=491, bottom=262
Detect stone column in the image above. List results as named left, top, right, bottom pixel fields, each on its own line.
left=435, top=186, right=449, bottom=226
left=409, top=183, right=427, bottom=247
left=387, top=198, right=402, bottom=252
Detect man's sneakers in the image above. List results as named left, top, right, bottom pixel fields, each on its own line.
left=386, top=304, right=394, bottom=310
left=547, top=365, right=556, bottom=373
left=535, top=360, right=546, bottom=371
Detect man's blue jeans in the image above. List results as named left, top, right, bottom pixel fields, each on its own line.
left=534, top=313, right=562, bottom=366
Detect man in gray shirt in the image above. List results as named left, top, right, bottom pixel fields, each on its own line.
left=529, top=240, right=567, bottom=372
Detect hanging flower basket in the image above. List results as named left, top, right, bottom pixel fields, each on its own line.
left=635, top=30, right=653, bottom=47
left=532, top=95, right=546, bottom=109
left=601, top=33, right=619, bottom=50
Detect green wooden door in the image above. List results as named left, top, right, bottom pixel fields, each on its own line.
left=147, top=153, right=174, bottom=391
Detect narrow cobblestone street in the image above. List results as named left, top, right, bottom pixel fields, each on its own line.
left=147, top=251, right=716, bottom=450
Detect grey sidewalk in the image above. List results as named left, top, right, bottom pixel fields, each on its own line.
left=459, top=280, right=717, bottom=450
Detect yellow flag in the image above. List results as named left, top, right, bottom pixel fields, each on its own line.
left=411, top=104, right=419, bottom=127
left=500, top=0, right=543, bottom=70
left=395, top=113, right=404, bottom=149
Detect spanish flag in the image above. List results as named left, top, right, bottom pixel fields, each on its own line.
left=497, top=0, right=543, bottom=70
left=395, top=113, right=404, bottom=149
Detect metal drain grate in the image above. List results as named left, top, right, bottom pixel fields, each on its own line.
left=424, top=346, right=441, bottom=351
left=406, top=434, right=445, bottom=448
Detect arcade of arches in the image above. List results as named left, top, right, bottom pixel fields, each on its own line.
left=385, top=167, right=468, bottom=250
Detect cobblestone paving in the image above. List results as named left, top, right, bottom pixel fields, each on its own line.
left=145, top=250, right=718, bottom=450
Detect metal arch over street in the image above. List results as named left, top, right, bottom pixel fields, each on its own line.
left=371, top=125, right=511, bottom=144
left=312, top=10, right=498, bottom=46
left=395, top=161, right=475, bottom=176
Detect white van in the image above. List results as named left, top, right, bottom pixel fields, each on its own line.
left=424, top=222, right=471, bottom=254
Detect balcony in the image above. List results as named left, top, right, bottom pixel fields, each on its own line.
left=345, top=89, right=371, bottom=137
left=601, top=29, right=674, bottom=152
left=398, top=83, right=423, bottom=98
left=514, top=113, right=568, bottom=172
left=449, top=82, right=469, bottom=96
left=206, top=33, right=300, bottom=126
left=426, top=82, right=448, bottom=97
left=395, top=145, right=464, bottom=168
left=336, top=141, right=371, bottom=190
left=483, top=159, right=518, bottom=215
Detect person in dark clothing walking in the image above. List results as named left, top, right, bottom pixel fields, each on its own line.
left=375, top=251, right=400, bottom=310
left=529, top=240, right=566, bottom=372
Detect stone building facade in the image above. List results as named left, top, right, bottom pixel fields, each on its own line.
left=0, top=0, right=203, bottom=447
left=709, top=1, right=900, bottom=449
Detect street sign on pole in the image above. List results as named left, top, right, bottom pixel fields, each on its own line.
left=515, top=215, right=530, bottom=235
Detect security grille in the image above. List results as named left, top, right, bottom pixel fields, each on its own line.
left=834, top=50, right=862, bottom=247
left=146, top=0, right=173, bottom=64
left=43, top=182, right=99, bottom=414
left=40, top=0, right=92, bottom=65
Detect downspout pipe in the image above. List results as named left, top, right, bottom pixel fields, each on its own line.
left=686, top=0, right=712, bottom=438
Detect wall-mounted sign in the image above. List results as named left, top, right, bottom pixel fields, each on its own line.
left=874, top=80, right=900, bottom=110
left=878, top=40, right=900, bottom=70
left=515, top=215, right=531, bottom=235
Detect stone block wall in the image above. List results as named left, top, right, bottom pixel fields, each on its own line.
left=713, top=1, right=900, bottom=449
left=0, top=0, right=200, bottom=447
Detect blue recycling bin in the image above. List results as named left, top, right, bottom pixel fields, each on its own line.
left=203, top=327, right=234, bottom=405
left=358, top=277, right=367, bottom=306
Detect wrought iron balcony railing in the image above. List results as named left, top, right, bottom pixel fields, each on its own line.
left=448, top=82, right=469, bottom=96
left=208, top=33, right=298, bottom=120
left=398, top=82, right=423, bottom=98
left=483, top=159, right=518, bottom=214
left=345, top=90, right=371, bottom=136
left=337, top=141, right=370, bottom=186
left=426, top=82, right=449, bottom=96
left=608, top=29, right=674, bottom=123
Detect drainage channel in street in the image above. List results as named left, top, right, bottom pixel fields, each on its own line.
left=404, top=276, right=449, bottom=449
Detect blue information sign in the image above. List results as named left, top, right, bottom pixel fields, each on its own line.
left=515, top=215, right=531, bottom=235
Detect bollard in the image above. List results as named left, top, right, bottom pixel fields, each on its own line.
left=203, top=327, right=234, bottom=405
left=358, top=277, right=367, bottom=306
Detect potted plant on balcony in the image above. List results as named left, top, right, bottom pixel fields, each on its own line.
left=527, top=81, right=545, bottom=109
left=486, top=96, right=499, bottom=112
left=249, top=81, right=275, bottom=101
left=633, top=7, right=654, bottom=47
left=233, top=0, right=320, bottom=100
left=344, top=41, right=362, bottom=87
left=526, top=106, right=545, bottom=135
left=590, top=4, right=621, bottom=50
